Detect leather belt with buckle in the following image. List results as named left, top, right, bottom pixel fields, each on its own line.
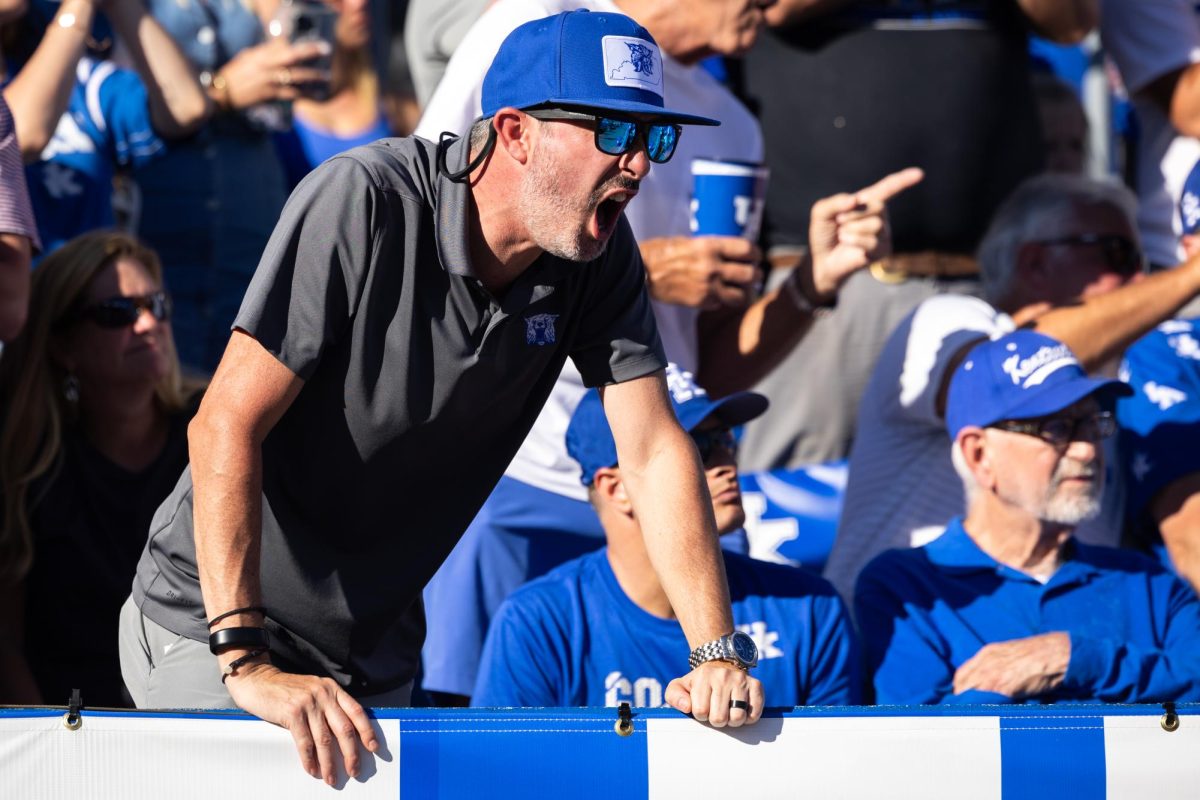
left=868, top=252, right=979, bottom=284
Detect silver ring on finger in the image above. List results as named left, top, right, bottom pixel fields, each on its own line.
left=276, top=68, right=293, bottom=86
left=730, top=699, right=750, bottom=712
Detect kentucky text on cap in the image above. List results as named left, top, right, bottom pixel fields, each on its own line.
left=566, top=364, right=768, bottom=487
left=481, top=10, right=719, bottom=126
left=945, top=330, right=1132, bottom=440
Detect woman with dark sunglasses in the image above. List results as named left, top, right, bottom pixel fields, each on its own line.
left=0, top=230, right=201, bottom=706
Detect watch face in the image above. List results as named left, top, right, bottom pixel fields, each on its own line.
left=731, top=632, right=757, bottom=664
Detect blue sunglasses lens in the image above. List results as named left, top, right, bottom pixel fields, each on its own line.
left=594, top=118, right=679, bottom=163
left=644, top=124, right=678, bottom=163
left=596, top=118, right=638, bottom=155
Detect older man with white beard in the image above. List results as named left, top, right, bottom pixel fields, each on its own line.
left=855, top=330, right=1200, bottom=706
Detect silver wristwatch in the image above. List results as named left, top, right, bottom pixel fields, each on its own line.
left=688, top=631, right=758, bottom=670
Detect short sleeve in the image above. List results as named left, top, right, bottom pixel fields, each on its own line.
left=95, top=65, right=164, bottom=169
left=1100, top=0, right=1200, bottom=94
left=1118, top=321, right=1200, bottom=518
left=0, top=94, right=40, bottom=250
left=568, top=216, right=667, bottom=387
left=894, top=295, right=1012, bottom=425
left=233, top=155, right=381, bottom=379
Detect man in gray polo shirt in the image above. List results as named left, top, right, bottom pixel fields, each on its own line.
left=119, top=10, right=764, bottom=785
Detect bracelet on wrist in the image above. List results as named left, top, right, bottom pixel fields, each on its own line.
left=209, top=626, right=270, bottom=655
left=201, top=70, right=233, bottom=112
left=207, top=605, right=267, bottom=629
left=221, top=648, right=268, bottom=684
left=782, top=269, right=836, bottom=319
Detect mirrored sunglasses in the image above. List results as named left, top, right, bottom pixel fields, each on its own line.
left=525, top=108, right=681, bottom=164
left=78, top=291, right=173, bottom=329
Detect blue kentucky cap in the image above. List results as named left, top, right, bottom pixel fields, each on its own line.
left=481, top=10, right=719, bottom=126
left=945, top=330, right=1132, bottom=440
left=1181, top=159, right=1200, bottom=235
left=566, top=364, right=767, bottom=487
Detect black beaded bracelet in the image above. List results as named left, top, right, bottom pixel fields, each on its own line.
left=208, top=626, right=270, bottom=655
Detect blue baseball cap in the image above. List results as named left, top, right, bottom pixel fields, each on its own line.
left=945, top=330, right=1132, bottom=440
left=481, top=10, right=719, bottom=126
left=566, top=364, right=768, bottom=487
left=1180, top=159, right=1200, bottom=235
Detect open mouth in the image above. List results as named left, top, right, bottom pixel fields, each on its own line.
left=593, top=191, right=635, bottom=240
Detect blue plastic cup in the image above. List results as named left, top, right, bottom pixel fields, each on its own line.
left=690, top=158, right=769, bottom=240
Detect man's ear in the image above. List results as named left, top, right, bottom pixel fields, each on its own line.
left=493, top=107, right=532, bottom=164
left=958, top=428, right=996, bottom=490
left=593, top=467, right=633, bottom=517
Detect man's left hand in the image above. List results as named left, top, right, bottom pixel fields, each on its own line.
left=664, top=661, right=764, bottom=728
left=952, top=632, right=1071, bottom=698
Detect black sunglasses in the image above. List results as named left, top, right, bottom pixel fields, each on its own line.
left=988, top=411, right=1117, bottom=448
left=1033, top=234, right=1144, bottom=277
left=76, top=291, right=173, bottom=329
left=691, top=427, right=737, bottom=463
left=524, top=108, right=682, bottom=164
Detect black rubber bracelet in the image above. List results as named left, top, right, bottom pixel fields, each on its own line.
left=207, top=605, right=267, bottom=629
left=208, top=626, right=270, bottom=655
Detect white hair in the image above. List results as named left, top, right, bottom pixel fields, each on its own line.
left=950, top=438, right=981, bottom=508
left=976, top=173, right=1139, bottom=309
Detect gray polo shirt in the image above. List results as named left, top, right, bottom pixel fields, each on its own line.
left=132, top=136, right=665, bottom=694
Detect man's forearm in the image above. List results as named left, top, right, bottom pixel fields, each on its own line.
left=697, top=269, right=816, bottom=397
left=1032, top=260, right=1200, bottom=370
left=189, top=414, right=267, bottom=635
left=621, top=428, right=734, bottom=647
left=0, top=234, right=32, bottom=343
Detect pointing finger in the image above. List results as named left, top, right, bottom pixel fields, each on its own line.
left=856, top=167, right=924, bottom=205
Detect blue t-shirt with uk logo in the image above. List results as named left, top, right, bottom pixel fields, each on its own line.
left=24, top=56, right=163, bottom=257
left=472, top=548, right=859, bottom=708
left=1117, top=317, right=1200, bottom=570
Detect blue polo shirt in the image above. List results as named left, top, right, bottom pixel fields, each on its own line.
left=856, top=518, right=1200, bottom=705
left=473, top=549, right=859, bottom=708
left=1117, top=318, right=1200, bottom=570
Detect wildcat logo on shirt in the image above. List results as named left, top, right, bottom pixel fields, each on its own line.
left=1001, top=344, right=1077, bottom=388
left=524, top=314, right=559, bottom=346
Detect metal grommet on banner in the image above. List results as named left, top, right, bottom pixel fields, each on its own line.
left=1161, top=702, right=1180, bottom=733
left=63, top=689, right=83, bottom=731
left=614, top=701, right=633, bottom=737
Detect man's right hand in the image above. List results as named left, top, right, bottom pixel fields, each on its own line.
left=641, top=236, right=763, bottom=311
left=224, top=661, right=380, bottom=785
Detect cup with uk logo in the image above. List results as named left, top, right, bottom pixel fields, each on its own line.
left=689, top=158, right=769, bottom=241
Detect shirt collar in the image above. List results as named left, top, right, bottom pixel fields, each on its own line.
left=924, top=517, right=1104, bottom=586
left=433, top=133, right=573, bottom=289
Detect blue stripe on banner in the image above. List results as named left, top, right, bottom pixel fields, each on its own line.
left=398, top=711, right=649, bottom=800
left=1000, top=715, right=1106, bottom=800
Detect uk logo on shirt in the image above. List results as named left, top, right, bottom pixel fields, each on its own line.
left=525, top=313, right=559, bottom=346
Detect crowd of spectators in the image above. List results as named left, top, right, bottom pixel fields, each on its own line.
left=2, top=0, right=1200, bottom=719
